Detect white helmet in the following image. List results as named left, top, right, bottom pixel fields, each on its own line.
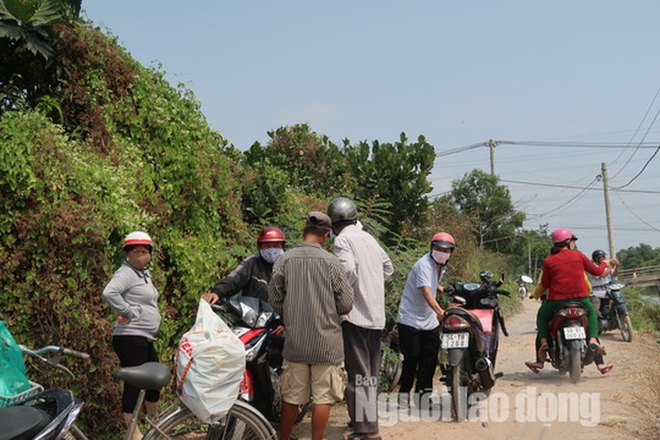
left=123, top=231, right=153, bottom=251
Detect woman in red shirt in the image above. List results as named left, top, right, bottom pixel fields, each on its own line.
left=526, top=228, right=614, bottom=374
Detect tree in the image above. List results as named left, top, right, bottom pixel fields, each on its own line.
left=0, top=0, right=82, bottom=114
left=345, top=133, right=435, bottom=243
left=244, top=124, right=355, bottom=198
left=0, top=0, right=81, bottom=59
left=618, top=243, right=660, bottom=269
left=507, top=225, right=552, bottom=279
left=450, top=169, right=525, bottom=253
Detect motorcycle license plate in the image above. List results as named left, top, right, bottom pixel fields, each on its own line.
left=441, top=332, right=469, bottom=349
left=563, top=326, right=586, bottom=340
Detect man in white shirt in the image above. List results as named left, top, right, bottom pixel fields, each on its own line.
left=396, top=232, right=454, bottom=408
left=328, top=197, right=393, bottom=440
left=588, top=249, right=619, bottom=315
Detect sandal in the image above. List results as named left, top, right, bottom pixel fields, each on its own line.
left=597, top=363, right=613, bottom=375
left=342, top=433, right=382, bottom=440
left=525, top=361, right=544, bottom=374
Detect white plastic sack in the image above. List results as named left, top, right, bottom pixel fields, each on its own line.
left=175, top=300, right=245, bottom=423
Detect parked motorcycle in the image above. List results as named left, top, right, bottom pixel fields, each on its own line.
left=543, top=302, right=599, bottom=384
left=214, top=296, right=308, bottom=424
left=597, top=280, right=633, bottom=342
left=0, top=345, right=89, bottom=440
left=439, top=280, right=510, bottom=421
left=518, top=275, right=534, bottom=300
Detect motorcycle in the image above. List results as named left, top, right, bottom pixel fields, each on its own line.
left=518, top=275, right=534, bottom=300
left=213, top=296, right=308, bottom=424
left=0, top=345, right=89, bottom=440
left=597, top=280, right=633, bottom=342
left=544, top=302, right=599, bottom=384
left=439, top=280, right=510, bottom=421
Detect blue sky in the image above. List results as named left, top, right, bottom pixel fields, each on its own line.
left=83, top=1, right=660, bottom=260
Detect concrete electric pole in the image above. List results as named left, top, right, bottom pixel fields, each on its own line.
left=601, top=162, right=616, bottom=258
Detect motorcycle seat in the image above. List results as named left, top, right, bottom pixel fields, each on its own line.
left=0, top=406, right=50, bottom=439
left=470, top=309, right=494, bottom=333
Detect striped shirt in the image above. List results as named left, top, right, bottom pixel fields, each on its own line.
left=333, top=224, right=393, bottom=329
left=269, top=241, right=354, bottom=365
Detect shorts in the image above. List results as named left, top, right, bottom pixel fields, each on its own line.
left=280, top=360, right=346, bottom=405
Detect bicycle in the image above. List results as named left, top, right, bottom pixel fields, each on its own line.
left=1, top=345, right=276, bottom=440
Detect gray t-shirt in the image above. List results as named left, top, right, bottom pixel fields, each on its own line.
left=102, top=262, right=161, bottom=340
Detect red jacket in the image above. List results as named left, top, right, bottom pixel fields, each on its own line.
left=541, top=249, right=606, bottom=300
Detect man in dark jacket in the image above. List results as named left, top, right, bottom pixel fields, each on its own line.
left=202, top=226, right=286, bottom=304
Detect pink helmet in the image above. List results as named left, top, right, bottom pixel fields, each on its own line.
left=551, top=228, right=577, bottom=244
left=431, top=232, right=456, bottom=249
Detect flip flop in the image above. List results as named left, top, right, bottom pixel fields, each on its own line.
left=597, top=364, right=613, bottom=375
left=525, top=361, right=543, bottom=374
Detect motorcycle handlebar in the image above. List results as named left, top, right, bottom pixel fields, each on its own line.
left=495, top=290, right=511, bottom=297
left=211, top=303, right=227, bottom=312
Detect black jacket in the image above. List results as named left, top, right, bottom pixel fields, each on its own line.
left=211, top=253, right=273, bottom=302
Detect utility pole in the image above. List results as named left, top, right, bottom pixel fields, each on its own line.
left=601, top=162, right=616, bottom=258
left=489, top=139, right=495, bottom=176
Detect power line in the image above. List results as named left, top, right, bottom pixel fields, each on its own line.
left=497, top=140, right=660, bottom=148
left=527, top=177, right=600, bottom=218
left=610, top=86, right=660, bottom=179
left=500, top=178, right=660, bottom=194
left=435, top=141, right=487, bottom=158
left=615, top=193, right=660, bottom=232
left=614, top=144, right=660, bottom=190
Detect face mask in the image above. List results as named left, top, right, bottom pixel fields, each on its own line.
left=431, top=250, right=451, bottom=265
left=260, top=248, right=284, bottom=264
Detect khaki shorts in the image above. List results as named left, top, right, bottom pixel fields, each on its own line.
left=280, top=360, right=347, bottom=405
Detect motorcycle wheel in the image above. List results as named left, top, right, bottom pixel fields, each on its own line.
left=618, top=314, right=633, bottom=342
left=450, top=353, right=468, bottom=422
left=569, top=345, right=581, bottom=384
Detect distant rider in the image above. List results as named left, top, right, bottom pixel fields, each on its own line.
left=588, top=249, right=619, bottom=317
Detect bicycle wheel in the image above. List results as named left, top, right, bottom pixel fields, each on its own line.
left=144, top=401, right=276, bottom=440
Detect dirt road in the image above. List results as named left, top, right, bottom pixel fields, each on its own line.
left=291, top=300, right=660, bottom=440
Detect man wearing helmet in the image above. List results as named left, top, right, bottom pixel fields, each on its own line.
left=588, top=249, right=619, bottom=316
left=327, top=197, right=393, bottom=440
left=525, top=228, right=615, bottom=374
left=202, top=226, right=286, bottom=306
left=396, top=232, right=454, bottom=409
left=103, top=231, right=162, bottom=439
